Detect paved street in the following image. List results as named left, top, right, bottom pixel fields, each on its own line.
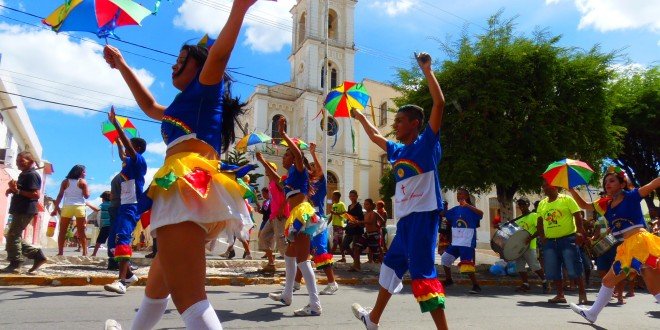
left=0, top=284, right=658, bottom=329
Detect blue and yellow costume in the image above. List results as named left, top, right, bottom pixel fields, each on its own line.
left=282, top=166, right=323, bottom=241
left=593, top=189, right=660, bottom=276
left=381, top=126, right=445, bottom=313
left=440, top=206, right=482, bottom=273
left=113, top=154, right=147, bottom=260
left=308, top=176, right=333, bottom=270
left=146, top=76, right=250, bottom=238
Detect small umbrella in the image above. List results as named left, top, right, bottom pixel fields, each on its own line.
left=279, top=137, right=309, bottom=150
left=102, top=114, right=138, bottom=144
left=323, top=81, right=370, bottom=118
left=542, top=158, right=594, bottom=189
left=235, top=132, right=272, bottom=152
left=43, top=0, right=152, bottom=39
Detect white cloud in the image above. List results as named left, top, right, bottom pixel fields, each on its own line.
left=370, top=0, right=417, bottom=17
left=0, top=23, right=156, bottom=116
left=88, top=183, right=111, bottom=196
left=547, top=0, right=660, bottom=33
left=173, top=0, right=295, bottom=53
left=146, top=141, right=167, bottom=157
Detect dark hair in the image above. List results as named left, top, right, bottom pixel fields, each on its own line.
left=130, top=137, right=147, bottom=154
left=261, top=187, right=269, bottom=193
left=100, top=191, right=111, bottom=201
left=365, top=198, right=374, bottom=205
left=397, top=104, right=424, bottom=129
left=349, top=190, right=358, bottom=195
left=332, top=190, right=341, bottom=198
left=17, top=151, right=36, bottom=163
left=456, top=187, right=474, bottom=206
left=66, top=164, right=86, bottom=180
left=179, top=44, right=246, bottom=153
left=517, top=197, right=530, bottom=206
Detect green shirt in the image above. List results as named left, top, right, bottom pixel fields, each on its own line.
left=537, top=194, right=580, bottom=239
left=515, top=212, right=539, bottom=249
left=331, top=202, right=347, bottom=227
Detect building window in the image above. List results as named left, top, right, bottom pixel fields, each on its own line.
left=379, top=102, right=388, bottom=126
left=328, top=10, right=338, bottom=40
left=321, top=63, right=333, bottom=89
left=298, top=13, right=306, bottom=47
left=271, top=114, right=286, bottom=143
left=330, top=68, right=338, bottom=89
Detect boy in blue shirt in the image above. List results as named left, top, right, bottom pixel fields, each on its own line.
left=351, top=52, right=447, bottom=329
left=104, top=107, right=147, bottom=294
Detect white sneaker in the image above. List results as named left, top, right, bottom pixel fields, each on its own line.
left=124, top=275, right=138, bottom=287
left=104, top=319, right=122, bottom=330
left=104, top=280, right=127, bottom=294
left=293, top=304, right=322, bottom=316
left=352, top=303, right=379, bottom=330
left=320, top=282, right=339, bottom=295
left=569, top=303, right=596, bottom=324
left=268, top=292, right=292, bottom=306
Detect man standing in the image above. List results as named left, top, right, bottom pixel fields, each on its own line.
left=537, top=181, right=588, bottom=305
left=2, top=151, right=47, bottom=274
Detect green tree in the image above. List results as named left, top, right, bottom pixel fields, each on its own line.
left=379, top=166, right=395, bottom=216
left=609, top=66, right=660, bottom=210
left=393, top=14, right=621, bottom=220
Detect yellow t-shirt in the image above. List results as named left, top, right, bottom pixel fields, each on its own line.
left=331, top=202, right=347, bottom=227
left=537, top=194, right=580, bottom=239
left=515, top=212, right=539, bottom=249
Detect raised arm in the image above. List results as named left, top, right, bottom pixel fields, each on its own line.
left=109, top=107, right=136, bottom=159
left=278, top=117, right=304, bottom=172
left=568, top=188, right=595, bottom=211
left=309, top=143, right=323, bottom=177
left=351, top=109, right=387, bottom=152
left=199, top=0, right=258, bottom=85
left=256, top=152, right=281, bottom=182
left=415, top=52, right=445, bottom=133
left=639, top=177, right=660, bottom=198
left=103, top=45, right=166, bottom=120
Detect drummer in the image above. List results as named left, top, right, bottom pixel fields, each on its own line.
left=439, top=188, right=484, bottom=294
left=536, top=181, right=588, bottom=305
left=512, top=197, right=548, bottom=293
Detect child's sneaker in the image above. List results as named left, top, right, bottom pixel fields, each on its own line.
left=320, top=282, right=339, bottom=295
left=468, top=285, right=482, bottom=294
left=124, top=274, right=138, bottom=287
left=104, top=319, right=122, bottom=330
left=268, top=292, right=292, bottom=306
left=351, top=303, right=378, bottom=330
left=104, top=280, right=127, bottom=294
left=569, top=303, right=596, bottom=323
left=293, top=304, right=322, bottom=316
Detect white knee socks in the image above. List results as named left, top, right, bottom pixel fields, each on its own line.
left=587, top=285, right=614, bottom=320
left=131, top=295, right=169, bottom=330
left=181, top=300, right=222, bottom=330
left=298, top=260, right=321, bottom=309
left=282, top=256, right=297, bottom=301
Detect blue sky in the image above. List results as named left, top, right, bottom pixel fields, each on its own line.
left=0, top=0, right=658, bottom=203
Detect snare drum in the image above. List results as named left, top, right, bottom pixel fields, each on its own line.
left=589, top=234, right=618, bottom=257
left=490, top=222, right=531, bottom=261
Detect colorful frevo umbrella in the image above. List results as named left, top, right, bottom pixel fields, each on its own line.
left=235, top=132, right=272, bottom=152
left=542, top=158, right=594, bottom=189
left=43, top=0, right=153, bottom=39
left=279, top=137, right=309, bottom=150
left=323, top=81, right=371, bottom=118
left=102, top=114, right=138, bottom=144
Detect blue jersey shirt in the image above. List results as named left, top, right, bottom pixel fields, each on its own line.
left=120, top=153, right=147, bottom=205
left=445, top=205, right=482, bottom=248
left=283, top=166, right=309, bottom=199
left=387, top=126, right=444, bottom=218
left=603, top=188, right=646, bottom=236
left=161, top=76, right=224, bottom=153
left=310, top=175, right=327, bottom=216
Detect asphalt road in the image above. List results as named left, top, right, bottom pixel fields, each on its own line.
left=0, top=284, right=658, bottom=329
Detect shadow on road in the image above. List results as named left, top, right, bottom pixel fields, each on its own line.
left=567, top=321, right=607, bottom=330
left=1, top=289, right=107, bottom=301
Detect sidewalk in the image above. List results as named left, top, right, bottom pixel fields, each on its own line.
left=0, top=247, right=540, bottom=288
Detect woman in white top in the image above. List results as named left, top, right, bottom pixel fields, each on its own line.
left=51, top=165, right=90, bottom=256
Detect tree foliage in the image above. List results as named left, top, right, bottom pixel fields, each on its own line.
left=225, top=149, right=263, bottom=184
left=391, top=14, right=622, bottom=220
left=609, top=66, right=660, bottom=209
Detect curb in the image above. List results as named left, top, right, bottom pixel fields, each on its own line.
left=0, top=274, right=543, bottom=288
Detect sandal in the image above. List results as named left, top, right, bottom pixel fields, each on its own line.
left=547, top=296, right=567, bottom=304
left=515, top=284, right=530, bottom=293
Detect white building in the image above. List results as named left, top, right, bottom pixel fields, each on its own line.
left=0, top=73, right=53, bottom=247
